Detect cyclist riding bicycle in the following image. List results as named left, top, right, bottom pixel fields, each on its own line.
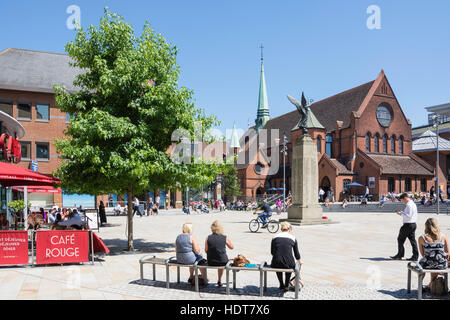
left=254, top=199, right=272, bottom=228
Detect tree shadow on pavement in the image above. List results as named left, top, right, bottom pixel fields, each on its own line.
left=103, top=238, right=175, bottom=255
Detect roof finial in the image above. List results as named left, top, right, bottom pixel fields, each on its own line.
left=259, top=43, right=264, bottom=62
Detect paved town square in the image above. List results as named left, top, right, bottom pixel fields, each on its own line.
left=1, top=210, right=448, bottom=300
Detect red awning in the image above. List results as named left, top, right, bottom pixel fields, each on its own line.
left=12, top=186, right=62, bottom=194
left=0, top=161, right=59, bottom=187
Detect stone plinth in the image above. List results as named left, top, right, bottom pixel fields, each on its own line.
left=282, top=134, right=336, bottom=226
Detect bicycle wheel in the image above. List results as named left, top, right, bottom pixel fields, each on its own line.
left=267, top=221, right=280, bottom=233
left=248, top=219, right=260, bottom=233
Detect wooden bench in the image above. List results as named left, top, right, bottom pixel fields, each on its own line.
left=407, top=262, right=449, bottom=299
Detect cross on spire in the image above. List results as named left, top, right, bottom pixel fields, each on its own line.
left=259, top=44, right=264, bottom=62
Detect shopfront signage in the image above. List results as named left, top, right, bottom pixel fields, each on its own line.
left=35, top=230, right=89, bottom=264
left=0, top=231, right=29, bottom=265
left=0, top=133, right=21, bottom=163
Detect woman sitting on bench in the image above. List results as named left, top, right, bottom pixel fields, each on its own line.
left=175, top=223, right=207, bottom=285
left=270, top=221, right=303, bottom=292
left=418, top=218, right=449, bottom=289
left=205, top=220, right=234, bottom=287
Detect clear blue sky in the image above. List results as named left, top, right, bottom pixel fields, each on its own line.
left=1, top=0, right=449, bottom=136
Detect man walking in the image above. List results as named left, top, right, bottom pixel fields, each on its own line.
left=390, top=193, right=419, bottom=261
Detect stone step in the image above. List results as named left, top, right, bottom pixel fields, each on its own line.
left=321, top=202, right=450, bottom=214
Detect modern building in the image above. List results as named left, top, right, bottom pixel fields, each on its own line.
left=412, top=103, right=450, bottom=196
left=236, top=67, right=436, bottom=201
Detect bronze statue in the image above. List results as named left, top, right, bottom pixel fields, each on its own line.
left=287, top=92, right=309, bottom=134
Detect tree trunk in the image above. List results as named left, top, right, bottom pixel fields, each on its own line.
left=127, top=185, right=134, bottom=251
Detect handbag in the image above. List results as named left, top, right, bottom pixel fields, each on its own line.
left=233, top=254, right=250, bottom=267
left=430, top=276, right=446, bottom=297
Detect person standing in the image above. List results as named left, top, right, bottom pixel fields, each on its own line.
left=155, top=195, right=160, bottom=215
left=430, top=186, right=435, bottom=203
left=390, top=193, right=419, bottom=261
left=132, top=196, right=141, bottom=217
left=318, top=188, right=325, bottom=203
left=99, top=200, right=107, bottom=226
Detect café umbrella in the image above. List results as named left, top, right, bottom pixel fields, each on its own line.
left=0, top=161, right=59, bottom=229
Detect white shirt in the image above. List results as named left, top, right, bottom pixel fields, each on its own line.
left=401, top=200, right=418, bottom=224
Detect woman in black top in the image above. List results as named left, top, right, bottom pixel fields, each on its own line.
left=205, top=220, right=234, bottom=287
left=99, top=201, right=107, bottom=226
left=271, top=221, right=302, bottom=291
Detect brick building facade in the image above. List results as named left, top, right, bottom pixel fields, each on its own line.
left=0, top=48, right=184, bottom=208
left=237, top=70, right=435, bottom=201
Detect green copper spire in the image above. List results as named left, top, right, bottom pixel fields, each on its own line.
left=230, top=122, right=240, bottom=149
left=255, top=45, right=270, bottom=132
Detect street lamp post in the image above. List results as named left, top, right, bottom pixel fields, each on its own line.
left=432, top=114, right=440, bottom=214
left=281, top=132, right=288, bottom=210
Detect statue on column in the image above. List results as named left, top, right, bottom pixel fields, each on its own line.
left=287, top=92, right=309, bottom=134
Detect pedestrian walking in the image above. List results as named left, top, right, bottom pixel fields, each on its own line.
left=99, top=200, right=107, bottom=226
left=390, top=193, right=419, bottom=261
left=132, top=196, right=141, bottom=217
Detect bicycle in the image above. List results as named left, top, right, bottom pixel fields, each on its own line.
left=249, top=210, right=280, bottom=233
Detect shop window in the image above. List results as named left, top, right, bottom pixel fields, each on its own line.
left=18, top=103, right=32, bottom=120
left=35, top=142, right=49, bottom=160
left=420, top=178, right=426, bottom=192
left=343, top=179, right=351, bottom=193
left=36, top=104, right=49, bottom=121
left=20, top=141, right=31, bottom=160
left=0, top=101, right=13, bottom=117
left=388, top=177, right=395, bottom=192
left=405, top=178, right=411, bottom=192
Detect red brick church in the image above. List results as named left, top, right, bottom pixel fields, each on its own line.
left=235, top=61, right=435, bottom=201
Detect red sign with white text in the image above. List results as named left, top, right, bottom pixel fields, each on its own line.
left=35, top=230, right=89, bottom=265
left=0, top=231, right=29, bottom=265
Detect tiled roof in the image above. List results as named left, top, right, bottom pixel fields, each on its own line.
left=310, top=81, right=375, bottom=133
left=366, top=153, right=434, bottom=176
left=329, top=159, right=354, bottom=175
left=0, top=48, right=82, bottom=93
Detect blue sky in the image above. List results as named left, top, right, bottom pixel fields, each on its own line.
left=1, top=0, right=449, bottom=137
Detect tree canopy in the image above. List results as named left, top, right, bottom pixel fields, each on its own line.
left=55, top=9, right=223, bottom=197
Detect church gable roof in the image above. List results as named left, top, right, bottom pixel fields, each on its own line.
left=310, top=80, right=375, bottom=132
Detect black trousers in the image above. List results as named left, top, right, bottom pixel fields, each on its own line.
left=396, top=223, right=419, bottom=258
left=276, top=272, right=292, bottom=289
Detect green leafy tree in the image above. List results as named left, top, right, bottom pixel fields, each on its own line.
left=55, top=9, right=223, bottom=250
left=222, top=164, right=242, bottom=200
